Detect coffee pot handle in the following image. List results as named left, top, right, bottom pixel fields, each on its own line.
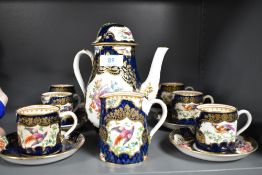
left=73, top=49, right=94, bottom=97
left=60, top=111, right=78, bottom=139
left=148, top=99, right=167, bottom=141
left=237, top=110, right=252, bottom=135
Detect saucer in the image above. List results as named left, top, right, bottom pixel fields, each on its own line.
left=169, top=129, right=258, bottom=162
left=0, top=131, right=85, bottom=165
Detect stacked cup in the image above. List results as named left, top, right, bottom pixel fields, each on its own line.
left=156, top=82, right=194, bottom=122
left=41, top=84, right=81, bottom=126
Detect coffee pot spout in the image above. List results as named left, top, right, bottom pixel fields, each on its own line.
left=140, top=47, right=168, bottom=100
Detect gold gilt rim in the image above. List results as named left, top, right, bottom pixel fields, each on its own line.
left=50, top=84, right=74, bottom=88
left=173, top=90, right=203, bottom=96
left=169, top=130, right=258, bottom=157
left=17, top=105, right=60, bottom=116
left=0, top=133, right=85, bottom=160
left=160, top=82, right=184, bottom=86
left=197, top=104, right=237, bottom=113
left=100, top=91, right=144, bottom=99
left=92, top=42, right=137, bottom=46
left=41, top=91, right=73, bottom=97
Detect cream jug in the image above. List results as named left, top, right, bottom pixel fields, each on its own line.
left=99, top=92, right=167, bottom=164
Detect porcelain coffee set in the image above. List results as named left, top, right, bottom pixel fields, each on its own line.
left=0, top=23, right=258, bottom=165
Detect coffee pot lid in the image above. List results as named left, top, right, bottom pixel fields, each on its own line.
left=92, top=23, right=137, bottom=46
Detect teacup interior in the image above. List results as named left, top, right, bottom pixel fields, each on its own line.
left=42, top=92, right=72, bottom=97
left=17, top=105, right=59, bottom=116
left=197, top=104, right=237, bottom=113
left=174, top=90, right=203, bottom=96
left=50, top=84, right=74, bottom=88
left=161, top=82, right=184, bottom=86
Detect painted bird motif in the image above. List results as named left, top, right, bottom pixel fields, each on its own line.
left=24, top=127, right=48, bottom=147
left=212, top=123, right=235, bottom=133
left=111, top=126, right=135, bottom=146
left=123, top=31, right=132, bottom=36
left=182, top=103, right=198, bottom=111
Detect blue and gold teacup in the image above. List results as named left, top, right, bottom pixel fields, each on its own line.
left=157, top=82, right=194, bottom=107
left=156, top=82, right=194, bottom=121
left=172, top=90, right=214, bottom=125
left=195, top=104, right=252, bottom=153
left=41, top=92, right=80, bottom=125
left=16, top=105, right=78, bottom=156
left=49, top=84, right=81, bottom=109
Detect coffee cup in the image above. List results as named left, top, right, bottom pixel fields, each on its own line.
left=41, top=92, right=80, bottom=112
left=16, top=105, right=78, bottom=155
left=49, top=84, right=81, bottom=110
left=157, top=82, right=194, bottom=106
left=172, top=90, right=214, bottom=125
left=195, top=103, right=252, bottom=153
left=41, top=92, right=80, bottom=125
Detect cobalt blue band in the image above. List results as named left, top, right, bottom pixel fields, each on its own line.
left=18, top=143, right=62, bottom=156
left=195, top=140, right=236, bottom=153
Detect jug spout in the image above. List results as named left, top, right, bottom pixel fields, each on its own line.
left=140, top=47, right=168, bottom=100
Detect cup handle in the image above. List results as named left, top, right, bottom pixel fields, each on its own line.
left=73, top=49, right=94, bottom=97
left=237, top=110, right=252, bottom=136
left=60, top=111, right=78, bottom=139
left=185, top=86, right=194, bottom=91
left=203, top=95, right=214, bottom=104
left=72, top=94, right=81, bottom=112
left=148, top=99, right=167, bottom=141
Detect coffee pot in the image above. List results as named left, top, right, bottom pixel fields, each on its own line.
left=73, top=23, right=168, bottom=127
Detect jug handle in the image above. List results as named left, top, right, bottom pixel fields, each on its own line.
left=73, top=49, right=94, bottom=97
left=148, top=99, right=167, bottom=141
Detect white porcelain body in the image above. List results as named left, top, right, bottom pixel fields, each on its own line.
left=85, top=73, right=133, bottom=127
